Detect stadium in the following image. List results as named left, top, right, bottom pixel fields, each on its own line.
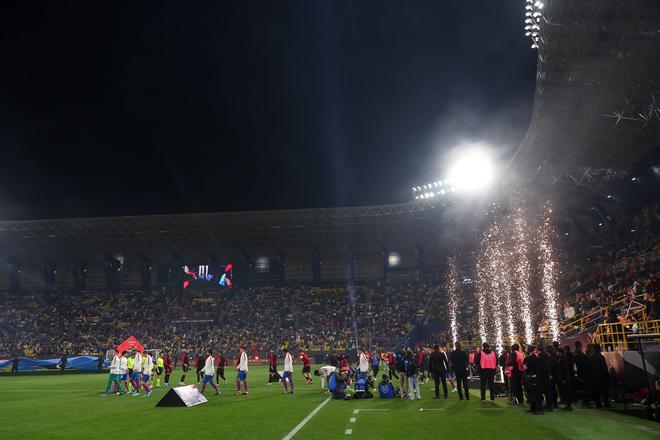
left=1, top=1, right=660, bottom=439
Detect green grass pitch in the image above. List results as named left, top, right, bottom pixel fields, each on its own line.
left=0, top=366, right=658, bottom=440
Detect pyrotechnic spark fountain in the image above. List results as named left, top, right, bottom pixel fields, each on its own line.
left=476, top=222, right=506, bottom=352
left=488, top=224, right=505, bottom=354
left=446, top=256, right=460, bottom=346
left=496, top=217, right=516, bottom=346
left=475, top=253, right=490, bottom=344
left=513, top=204, right=535, bottom=344
left=539, top=202, right=560, bottom=341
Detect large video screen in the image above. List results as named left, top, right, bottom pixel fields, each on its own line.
left=183, top=263, right=233, bottom=291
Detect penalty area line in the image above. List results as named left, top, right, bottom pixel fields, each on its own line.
left=282, top=396, right=331, bottom=440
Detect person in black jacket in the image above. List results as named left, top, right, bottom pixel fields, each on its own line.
left=574, top=341, right=589, bottom=406
left=557, top=347, right=573, bottom=411
left=59, top=353, right=68, bottom=375
left=329, top=351, right=339, bottom=368
left=429, top=344, right=449, bottom=399
left=588, top=344, right=610, bottom=408
left=524, top=345, right=544, bottom=415
left=544, top=346, right=559, bottom=410
left=11, top=353, right=19, bottom=374
left=450, top=342, right=469, bottom=400
left=510, top=344, right=525, bottom=405
left=644, top=378, right=660, bottom=421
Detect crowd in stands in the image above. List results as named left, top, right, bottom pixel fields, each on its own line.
left=0, top=283, right=429, bottom=360
left=1, top=203, right=658, bottom=361
left=558, top=203, right=660, bottom=333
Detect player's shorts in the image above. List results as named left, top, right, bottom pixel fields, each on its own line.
left=269, top=366, right=277, bottom=373
left=141, top=374, right=150, bottom=382
left=446, top=371, right=455, bottom=380
left=128, top=368, right=134, bottom=376
left=237, top=370, right=248, bottom=381
left=282, top=371, right=293, bottom=381
left=132, top=371, right=142, bottom=381
left=302, top=366, right=311, bottom=373
left=182, top=365, right=189, bottom=373
left=203, top=374, right=214, bottom=384
left=120, top=373, right=128, bottom=381
left=157, top=367, right=164, bottom=375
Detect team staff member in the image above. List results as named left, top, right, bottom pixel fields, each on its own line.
left=429, top=344, right=449, bottom=399
left=475, top=342, right=497, bottom=401
left=300, top=351, right=313, bottom=384
left=450, top=342, right=470, bottom=400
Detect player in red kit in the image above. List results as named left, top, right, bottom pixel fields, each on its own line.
left=179, top=350, right=190, bottom=385
left=300, top=352, right=313, bottom=385
left=268, top=350, right=278, bottom=385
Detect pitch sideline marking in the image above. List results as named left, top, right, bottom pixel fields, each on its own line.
left=282, top=396, right=331, bottom=440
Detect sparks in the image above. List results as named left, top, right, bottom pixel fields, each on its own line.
left=512, top=203, right=535, bottom=345
left=446, top=256, right=460, bottom=347
left=538, top=201, right=560, bottom=341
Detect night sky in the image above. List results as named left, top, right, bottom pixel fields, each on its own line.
left=0, top=1, right=536, bottom=220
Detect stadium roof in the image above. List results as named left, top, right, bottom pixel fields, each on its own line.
left=509, top=0, right=660, bottom=190
left=0, top=201, right=449, bottom=257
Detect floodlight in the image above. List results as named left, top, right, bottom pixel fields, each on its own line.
left=446, top=145, right=496, bottom=193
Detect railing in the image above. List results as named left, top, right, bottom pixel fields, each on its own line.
left=592, top=319, right=660, bottom=351
left=559, top=295, right=648, bottom=336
